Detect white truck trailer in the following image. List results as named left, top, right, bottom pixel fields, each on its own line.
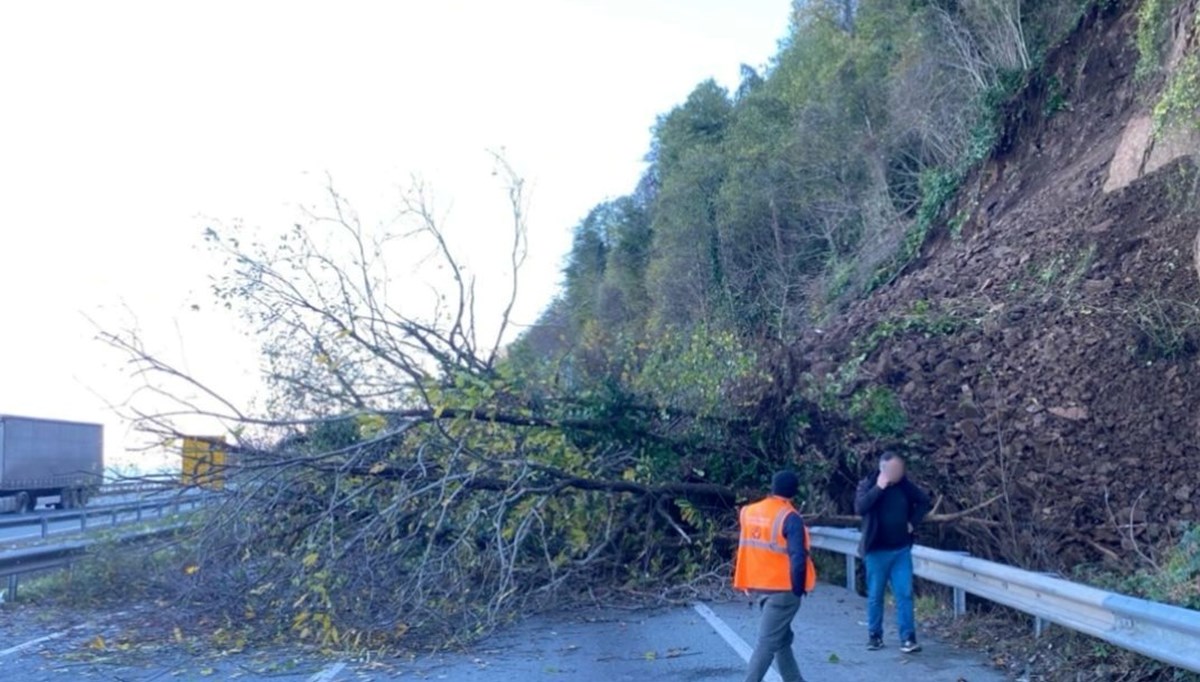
left=0, top=415, right=103, bottom=512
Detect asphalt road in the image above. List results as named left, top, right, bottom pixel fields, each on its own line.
left=383, top=587, right=1006, bottom=681
left=0, top=585, right=1008, bottom=681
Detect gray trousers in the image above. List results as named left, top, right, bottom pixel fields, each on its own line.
left=744, top=592, right=804, bottom=682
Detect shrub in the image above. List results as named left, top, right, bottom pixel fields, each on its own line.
left=865, top=168, right=962, bottom=292
left=20, top=531, right=187, bottom=607
left=1135, top=0, right=1177, bottom=82
left=1144, top=525, right=1200, bottom=609
left=1126, top=296, right=1200, bottom=361
left=1084, top=525, right=1200, bottom=610
left=1043, top=75, right=1071, bottom=118
left=855, top=301, right=969, bottom=358
left=1153, top=50, right=1200, bottom=135
left=849, top=386, right=908, bottom=439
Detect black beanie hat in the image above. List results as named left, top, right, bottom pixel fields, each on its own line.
left=772, top=470, right=799, bottom=498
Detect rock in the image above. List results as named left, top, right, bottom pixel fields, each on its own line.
left=810, top=361, right=835, bottom=379
left=956, top=403, right=983, bottom=420
left=1104, top=115, right=1153, bottom=193
left=956, top=419, right=980, bottom=440
left=1048, top=406, right=1089, bottom=421
left=934, top=358, right=961, bottom=378
left=1174, top=485, right=1193, bottom=502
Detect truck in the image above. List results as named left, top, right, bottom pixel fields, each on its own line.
left=0, top=415, right=104, bottom=513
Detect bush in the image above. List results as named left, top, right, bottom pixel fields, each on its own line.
left=1135, top=0, right=1178, bottom=82
left=1082, top=525, right=1200, bottom=610
left=1142, top=525, right=1200, bottom=609
left=19, top=531, right=186, bottom=607
left=866, top=168, right=962, bottom=292
left=855, top=301, right=969, bottom=357
left=1153, top=50, right=1200, bottom=135
left=849, top=386, right=908, bottom=439
left=967, top=68, right=1026, bottom=166
left=1126, top=296, right=1200, bottom=361
left=1043, top=75, right=1071, bottom=118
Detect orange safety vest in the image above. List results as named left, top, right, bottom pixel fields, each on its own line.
left=732, top=496, right=817, bottom=593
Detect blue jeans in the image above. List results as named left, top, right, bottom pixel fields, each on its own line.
left=864, top=546, right=915, bottom=642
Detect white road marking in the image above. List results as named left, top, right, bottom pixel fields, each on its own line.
left=0, top=622, right=90, bottom=658
left=307, top=661, right=347, bottom=682
left=693, top=602, right=783, bottom=682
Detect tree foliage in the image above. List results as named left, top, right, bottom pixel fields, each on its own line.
left=548, top=0, right=1096, bottom=346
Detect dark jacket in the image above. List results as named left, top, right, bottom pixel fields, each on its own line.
left=854, top=476, right=931, bottom=557
left=780, top=511, right=809, bottom=597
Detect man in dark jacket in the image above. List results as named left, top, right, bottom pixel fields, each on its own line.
left=854, top=452, right=931, bottom=653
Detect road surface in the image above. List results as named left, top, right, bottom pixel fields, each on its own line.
left=0, top=585, right=1007, bottom=681
left=384, top=586, right=1006, bottom=681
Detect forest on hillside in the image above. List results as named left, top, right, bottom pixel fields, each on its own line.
left=510, top=0, right=1117, bottom=495
left=81, top=0, right=1200, bottom=673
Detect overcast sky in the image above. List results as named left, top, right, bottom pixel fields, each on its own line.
left=0, top=0, right=791, bottom=472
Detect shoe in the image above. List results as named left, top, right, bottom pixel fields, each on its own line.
left=900, top=638, right=922, bottom=653
left=867, top=636, right=884, bottom=651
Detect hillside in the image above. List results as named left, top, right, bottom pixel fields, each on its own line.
left=520, top=0, right=1200, bottom=572
left=800, top=2, right=1200, bottom=569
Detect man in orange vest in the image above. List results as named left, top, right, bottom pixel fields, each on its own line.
left=733, top=471, right=816, bottom=682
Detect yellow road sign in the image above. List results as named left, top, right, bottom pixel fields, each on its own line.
left=182, top=436, right=226, bottom=489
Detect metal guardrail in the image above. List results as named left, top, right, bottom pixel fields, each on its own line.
left=0, top=525, right=186, bottom=601
left=809, top=526, right=1200, bottom=674
left=96, top=478, right=175, bottom=496
left=0, top=495, right=212, bottom=541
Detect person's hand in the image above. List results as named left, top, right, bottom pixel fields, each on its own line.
left=876, top=472, right=890, bottom=490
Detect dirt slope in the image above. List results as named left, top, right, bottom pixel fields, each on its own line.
left=803, top=4, right=1200, bottom=568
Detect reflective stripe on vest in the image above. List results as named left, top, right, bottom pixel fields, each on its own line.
left=731, top=496, right=817, bottom=593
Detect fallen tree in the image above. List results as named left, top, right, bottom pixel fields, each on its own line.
left=97, top=163, right=800, bottom=649
left=101, top=161, right=1005, bottom=651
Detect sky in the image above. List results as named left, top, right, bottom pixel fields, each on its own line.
left=0, top=0, right=792, bottom=473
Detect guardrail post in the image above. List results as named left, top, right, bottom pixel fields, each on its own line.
left=111, top=509, right=118, bottom=527
left=845, top=553, right=856, bottom=592
left=80, top=513, right=88, bottom=531
left=949, top=551, right=970, bottom=618
left=1032, top=572, right=1058, bottom=637
left=40, top=517, right=49, bottom=539
left=136, top=506, right=143, bottom=521
left=7, top=574, right=17, bottom=601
